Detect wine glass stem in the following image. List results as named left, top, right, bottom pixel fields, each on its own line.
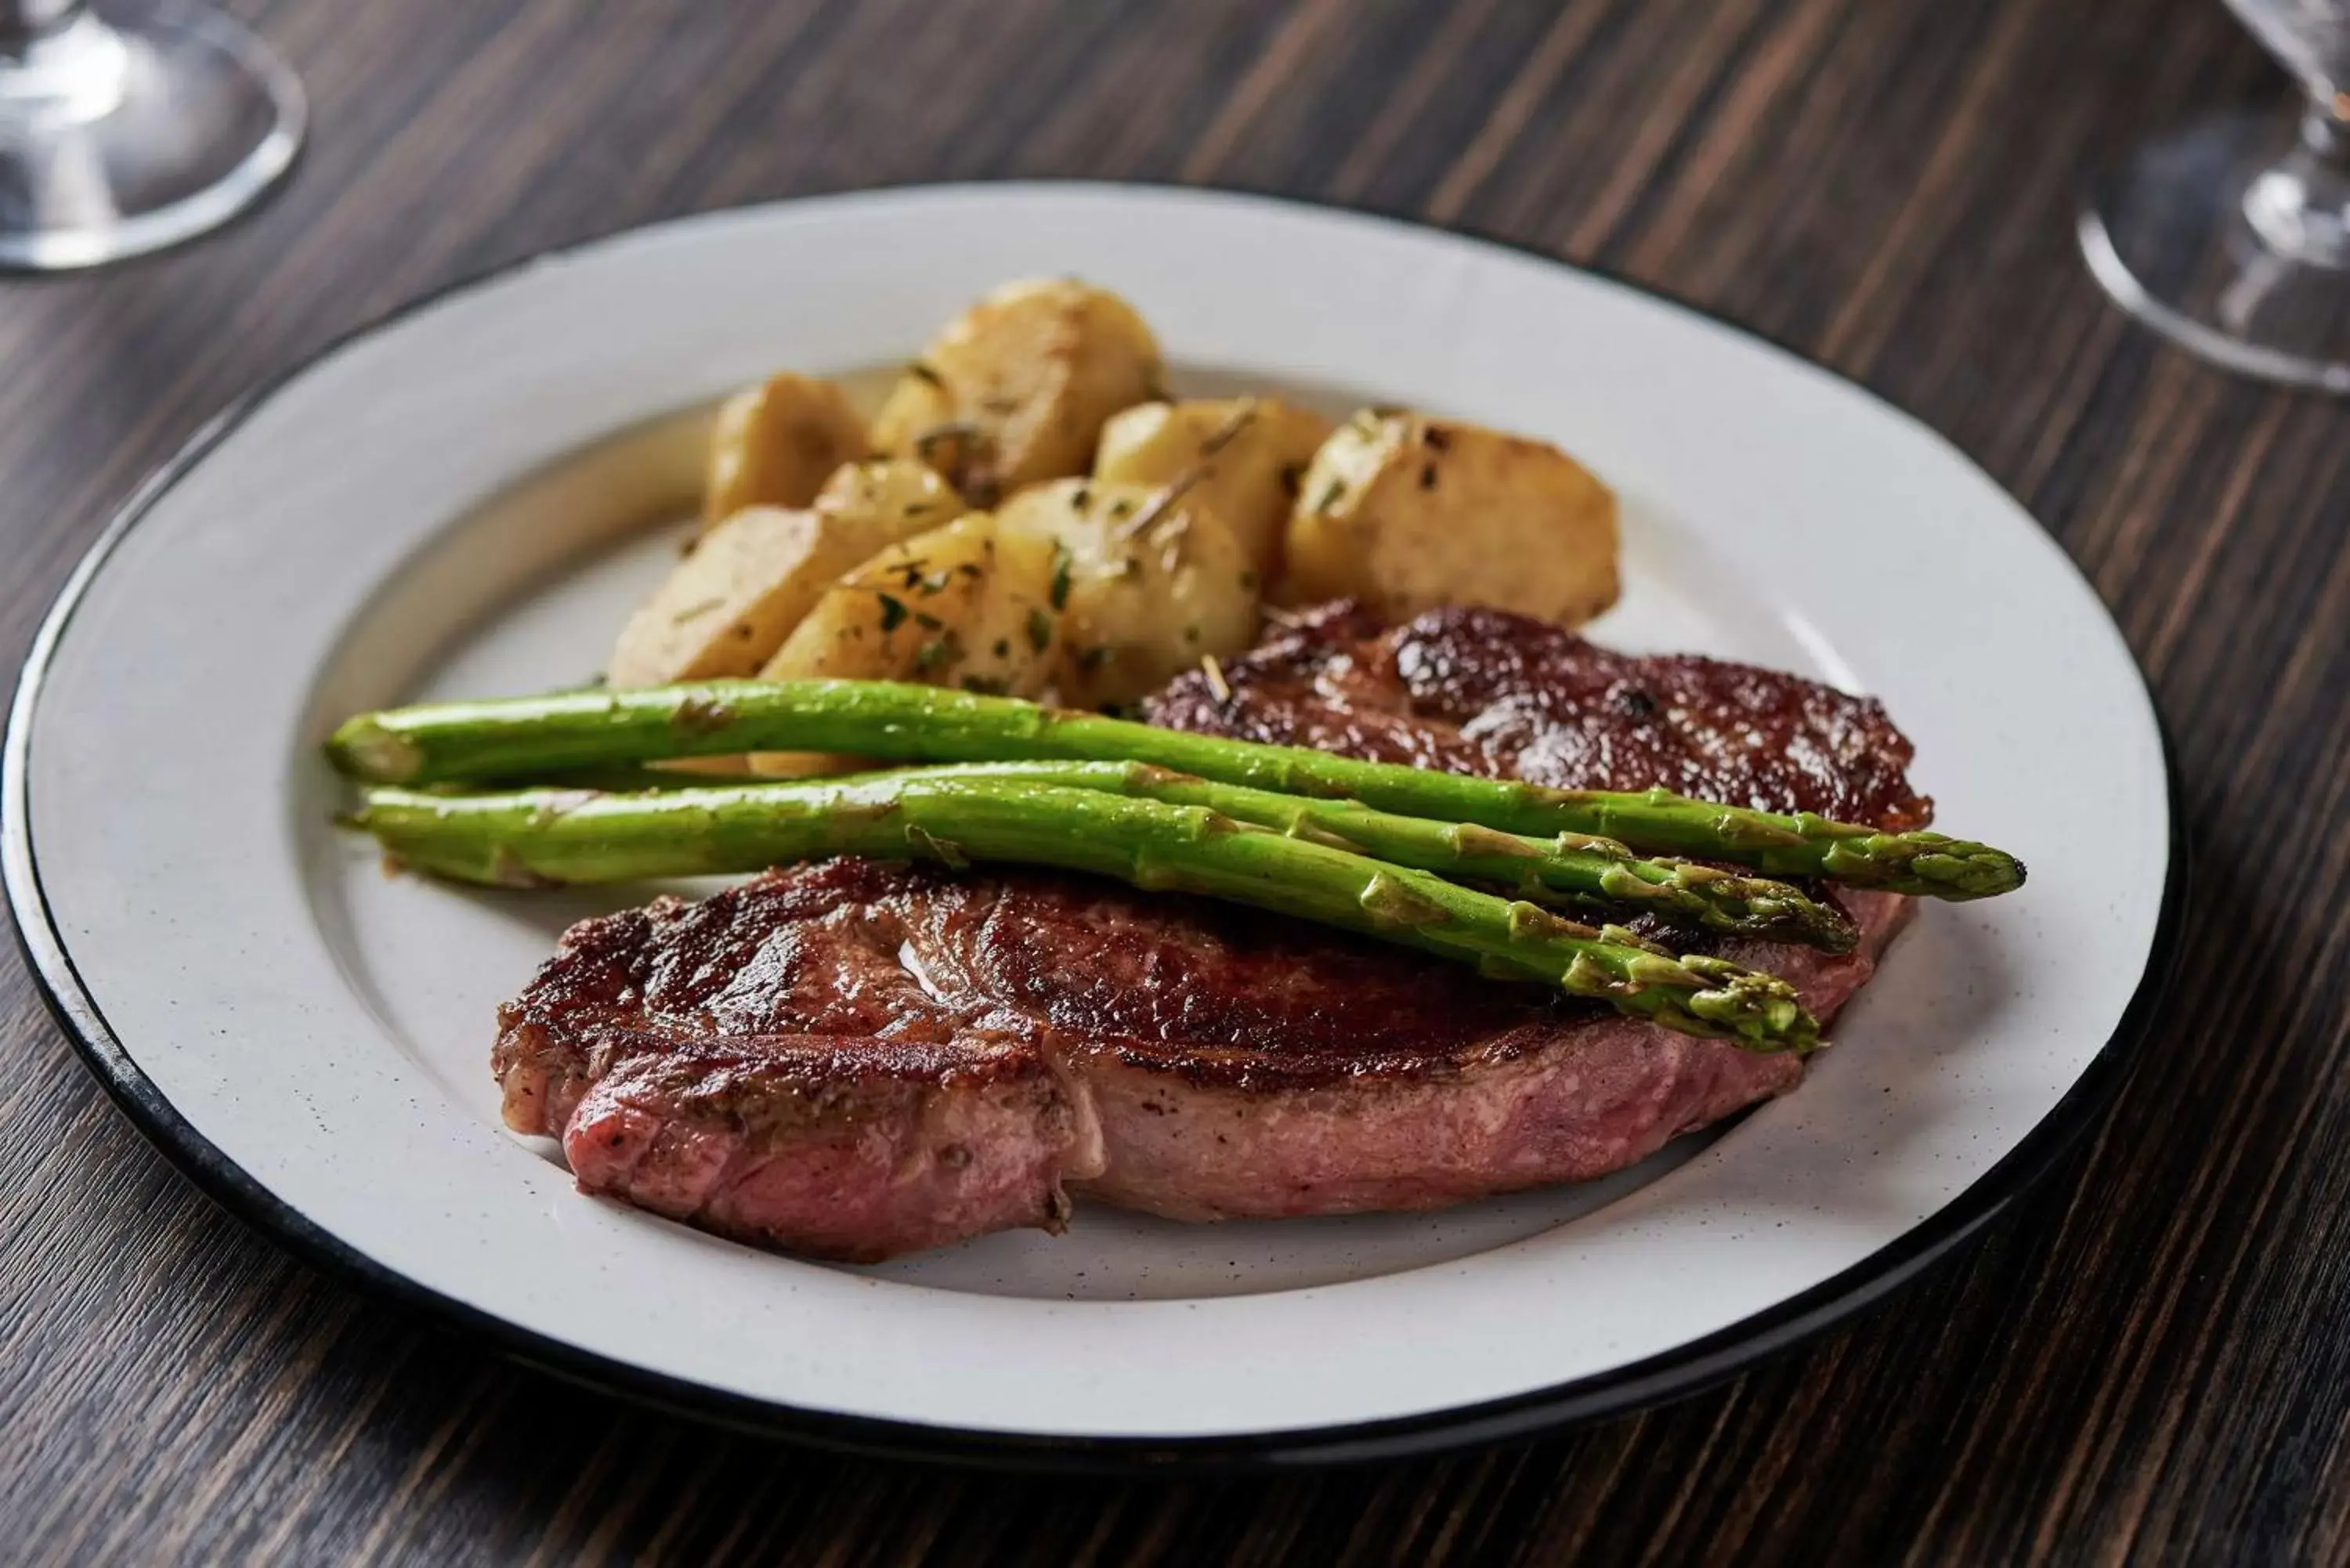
left=2238, top=86, right=2350, bottom=268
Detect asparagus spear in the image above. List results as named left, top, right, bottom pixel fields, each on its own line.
left=503, top=762, right=1857, bottom=948
left=769, top=761, right=1858, bottom=948
left=326, top=679, right=2024, bottom=899
left=348, top=776, right=1822, bottom=1051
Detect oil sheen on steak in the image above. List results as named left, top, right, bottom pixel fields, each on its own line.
left=494, top=603, right=1925, bottom=1262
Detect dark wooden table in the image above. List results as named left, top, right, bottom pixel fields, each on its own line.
left=3, top=1, right=2345, bottom=1562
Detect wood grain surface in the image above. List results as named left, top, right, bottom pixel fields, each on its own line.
left=2, top=1, right=2345, bottom=1562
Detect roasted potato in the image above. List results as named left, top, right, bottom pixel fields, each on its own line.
left=811, top=457, right=966, bottom=538
left=761, top=511, right=1062, bottom=696
left=871, top=279, right=1164, bottom=506
left=608, top=508, right=856, bottom=686
left=702, top=373, right=870, bottom=527
left=996, top=479, right=1260, bottom=710
left=609, top=463, right=963, bottom=688
left=1279, top=411, right=1619, bottom=626
left=1092, top=397, right=1331, bottom=577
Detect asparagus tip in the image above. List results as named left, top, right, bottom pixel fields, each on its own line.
left=1676, top=954, right=1824, bottom=1053
left=1897, top=839, right=2026, bottom=900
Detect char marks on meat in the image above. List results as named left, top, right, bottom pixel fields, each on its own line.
left=1148, top=601, right=1930, bottom=828
left=497, top=602, right=1928, bottom=1261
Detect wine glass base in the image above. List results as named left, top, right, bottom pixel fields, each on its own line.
left=0, top=1, right=305, bottom=272
left=2081, top=106, right=2350, bottom=396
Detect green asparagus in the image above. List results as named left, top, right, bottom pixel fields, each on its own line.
left=566, top=761, right=1855, bottom=948
left=348, top=775, right=1821, bottom=1051
left=328, top=681, right=2025, bottom=899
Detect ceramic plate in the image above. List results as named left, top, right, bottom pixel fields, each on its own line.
left=3, top=184, right=2177, bottom=1465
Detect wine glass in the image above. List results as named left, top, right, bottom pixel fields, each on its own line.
left=0, top=0, right=303, bottom=271
left=2081, top=0, right=2350, bottom=392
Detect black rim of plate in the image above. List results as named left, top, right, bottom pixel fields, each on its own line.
left=0, top=181, right=2190, bottom=1473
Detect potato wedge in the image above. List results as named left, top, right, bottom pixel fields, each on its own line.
left=608, top=508, right=859, bottom=686
left=738, top=461, right=971, bottom=776
left=1279, top=411, right=1619, bottom=626
left=761, top=511, right=1062, bottom=697
left=996, top=479, right=1260, bottom=710
left=811, top=457, right=966, bottom=537
left=702, top=373, right=870, bottom=526
left=609, top=463, right=962, bottom=688
left=1092, top=397, right=1331, bottom=577
left=871, top=279, right=1164, bottom=506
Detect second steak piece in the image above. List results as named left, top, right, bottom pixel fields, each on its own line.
left=1148, top=601, right=1932, bottom=829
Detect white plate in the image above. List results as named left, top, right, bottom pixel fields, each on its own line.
left=3, top=184, right=2177, bottom=1465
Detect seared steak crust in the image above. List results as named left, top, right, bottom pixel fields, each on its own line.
left=501, top=862, right=1907, bottom=1258
left=496, top=603, right=1929, bottom=1261
left=1148, top=602, right=1931, bottom=829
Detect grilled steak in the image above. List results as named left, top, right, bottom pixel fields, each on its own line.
left=1148, top=601, right=1930, bottom=827
left=495, top=603, right=1927, bottom=1262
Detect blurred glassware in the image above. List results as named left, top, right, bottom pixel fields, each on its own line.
left=2081, top=0, right=2350, bottom=392
left=0, top=0, right=302, bottom=271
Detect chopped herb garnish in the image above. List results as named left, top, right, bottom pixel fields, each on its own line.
left=913, top=611, right=943, bottom=631
left=1419, top=462, right=1437, bottom=490
left=992, top=638, right=1010, bottom=658
left=1199, top=403, right=1256, bottom=457
left=1049, top=542, right=1073, bottom=609
left=1078, top=645, right=1112, bottom=671
left=913, top=423, right=990, bottom=490
left=906, top=823, right=968, bottom=869
left=1314, top=478, right=1347, bottom=513
left=913, top=637, right=952, bottom=673
left=908, top=361, right=945, bottom=388
left=1026, top=607, right=1054, bottom=653
left=876, top=594, right=909, bottom=633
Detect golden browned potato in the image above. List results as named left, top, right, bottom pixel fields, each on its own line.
left=702, top=374, right=870, bottom=526
left=742, top=463, right=969, bottom=776
left=608, top=463, right=963, bottom=688
left=761, top=511, right=1062, bottom=696
left=870, top=280, right=1164, bottom=506
left=607, top=508, right=854, bottom=686
left=1279, top=411, right=1619, bottom=626
left=810, top=457, right=966, bottom=538
left=1092, top=397, right=1332, bottom=578
left=996, top=479, right=1260, bottom=710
